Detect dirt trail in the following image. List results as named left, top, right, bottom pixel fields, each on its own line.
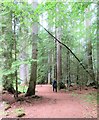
left=1, top=85, right=97, bottom=118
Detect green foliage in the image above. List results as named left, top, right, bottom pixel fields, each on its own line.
left=14, top=108, right=25, bottom=117
left=15, top=108, right=24, bottom=113
left=0, top=58, right=37, bottom=78
left=72, top=91, right=97, bottom=105
left=0, top=1, right=97, bottom=89
left=58, top=81, right=66, bottom=90
left=82, top=92, right=97, bottom=104
left=16, top=85, right=28, bottom=93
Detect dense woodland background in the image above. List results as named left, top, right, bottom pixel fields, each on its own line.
left=0, top=0, right=98, bottom=99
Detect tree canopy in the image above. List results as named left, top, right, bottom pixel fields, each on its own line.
left=0, top=0, right=98, bottom=97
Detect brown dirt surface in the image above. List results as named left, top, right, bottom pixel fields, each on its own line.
left=0, top=84, right=97, bottom=119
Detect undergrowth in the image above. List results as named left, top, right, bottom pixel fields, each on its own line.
left=72, top=91, right=97, bottom=106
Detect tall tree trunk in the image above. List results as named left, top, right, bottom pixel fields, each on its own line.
left=54, top=27, right=57, bottom=80
left=26, top=0, right=38, bottom=96
left=19, top=26, right=29, bottom=86
left=48, top=50, right=51, bottom=84
left=56, top=27, right=62, bottom=90
left=55, top=3, right=62, bottom=90
left=2, top=11, right=15, bottom=94
left=67, top=50, right=71, bottom=89
left=13, top=14, right=18, bottom=99
left=51, top=52, right=55, bottom=81
left=85, top=8, right=95, bottom=85
left=19, top=45, right=29, bottom=85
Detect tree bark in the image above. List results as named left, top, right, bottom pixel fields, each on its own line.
left=56, top=27, right=62, bottom=90
left=26, top=0, right=38, bottom=96
left=51, top=52, right=55, bottom=81
left=2, top=11, right=15, bottom=94
left=85, top=8, right=95, bottom=85
left=19, top=51, right=29, bottom=85
left=48, top=50, right=51, bottom=84
left=67, top=50, right=71, bottom=88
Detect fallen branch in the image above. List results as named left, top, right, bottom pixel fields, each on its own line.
left=38, top=22, right=93, bottom=79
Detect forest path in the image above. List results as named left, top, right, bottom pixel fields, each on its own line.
left=1, top=84, right=97, bottom=118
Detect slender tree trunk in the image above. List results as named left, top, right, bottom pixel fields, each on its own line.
left=19, top=26, right=29, bottom=86
left=56, top=27, right=62, bottom=90
left=54, top=29, right=57, bottom=80
left=67, top=50, right=71, bottom=89
left=87, top=41, right=95, bottom=83
left=85, top=8, right=95, bottom=85
left=26, top=0, right=38, bottom=96
left=97, top=3, right=99, bottom=86
left=51, top=52, right=55, bottom=80
left=76, top=64, right=79, bottom=85
left=13, top=14, right=18, bottom=99
left=2, top=11, right=15, bottom=94
left=48, top=51, right=51, bottom=84
left=19, top=49, right=29, bottom=85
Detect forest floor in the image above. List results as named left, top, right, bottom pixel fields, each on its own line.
left=0, top=84, right=98, bottom=119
